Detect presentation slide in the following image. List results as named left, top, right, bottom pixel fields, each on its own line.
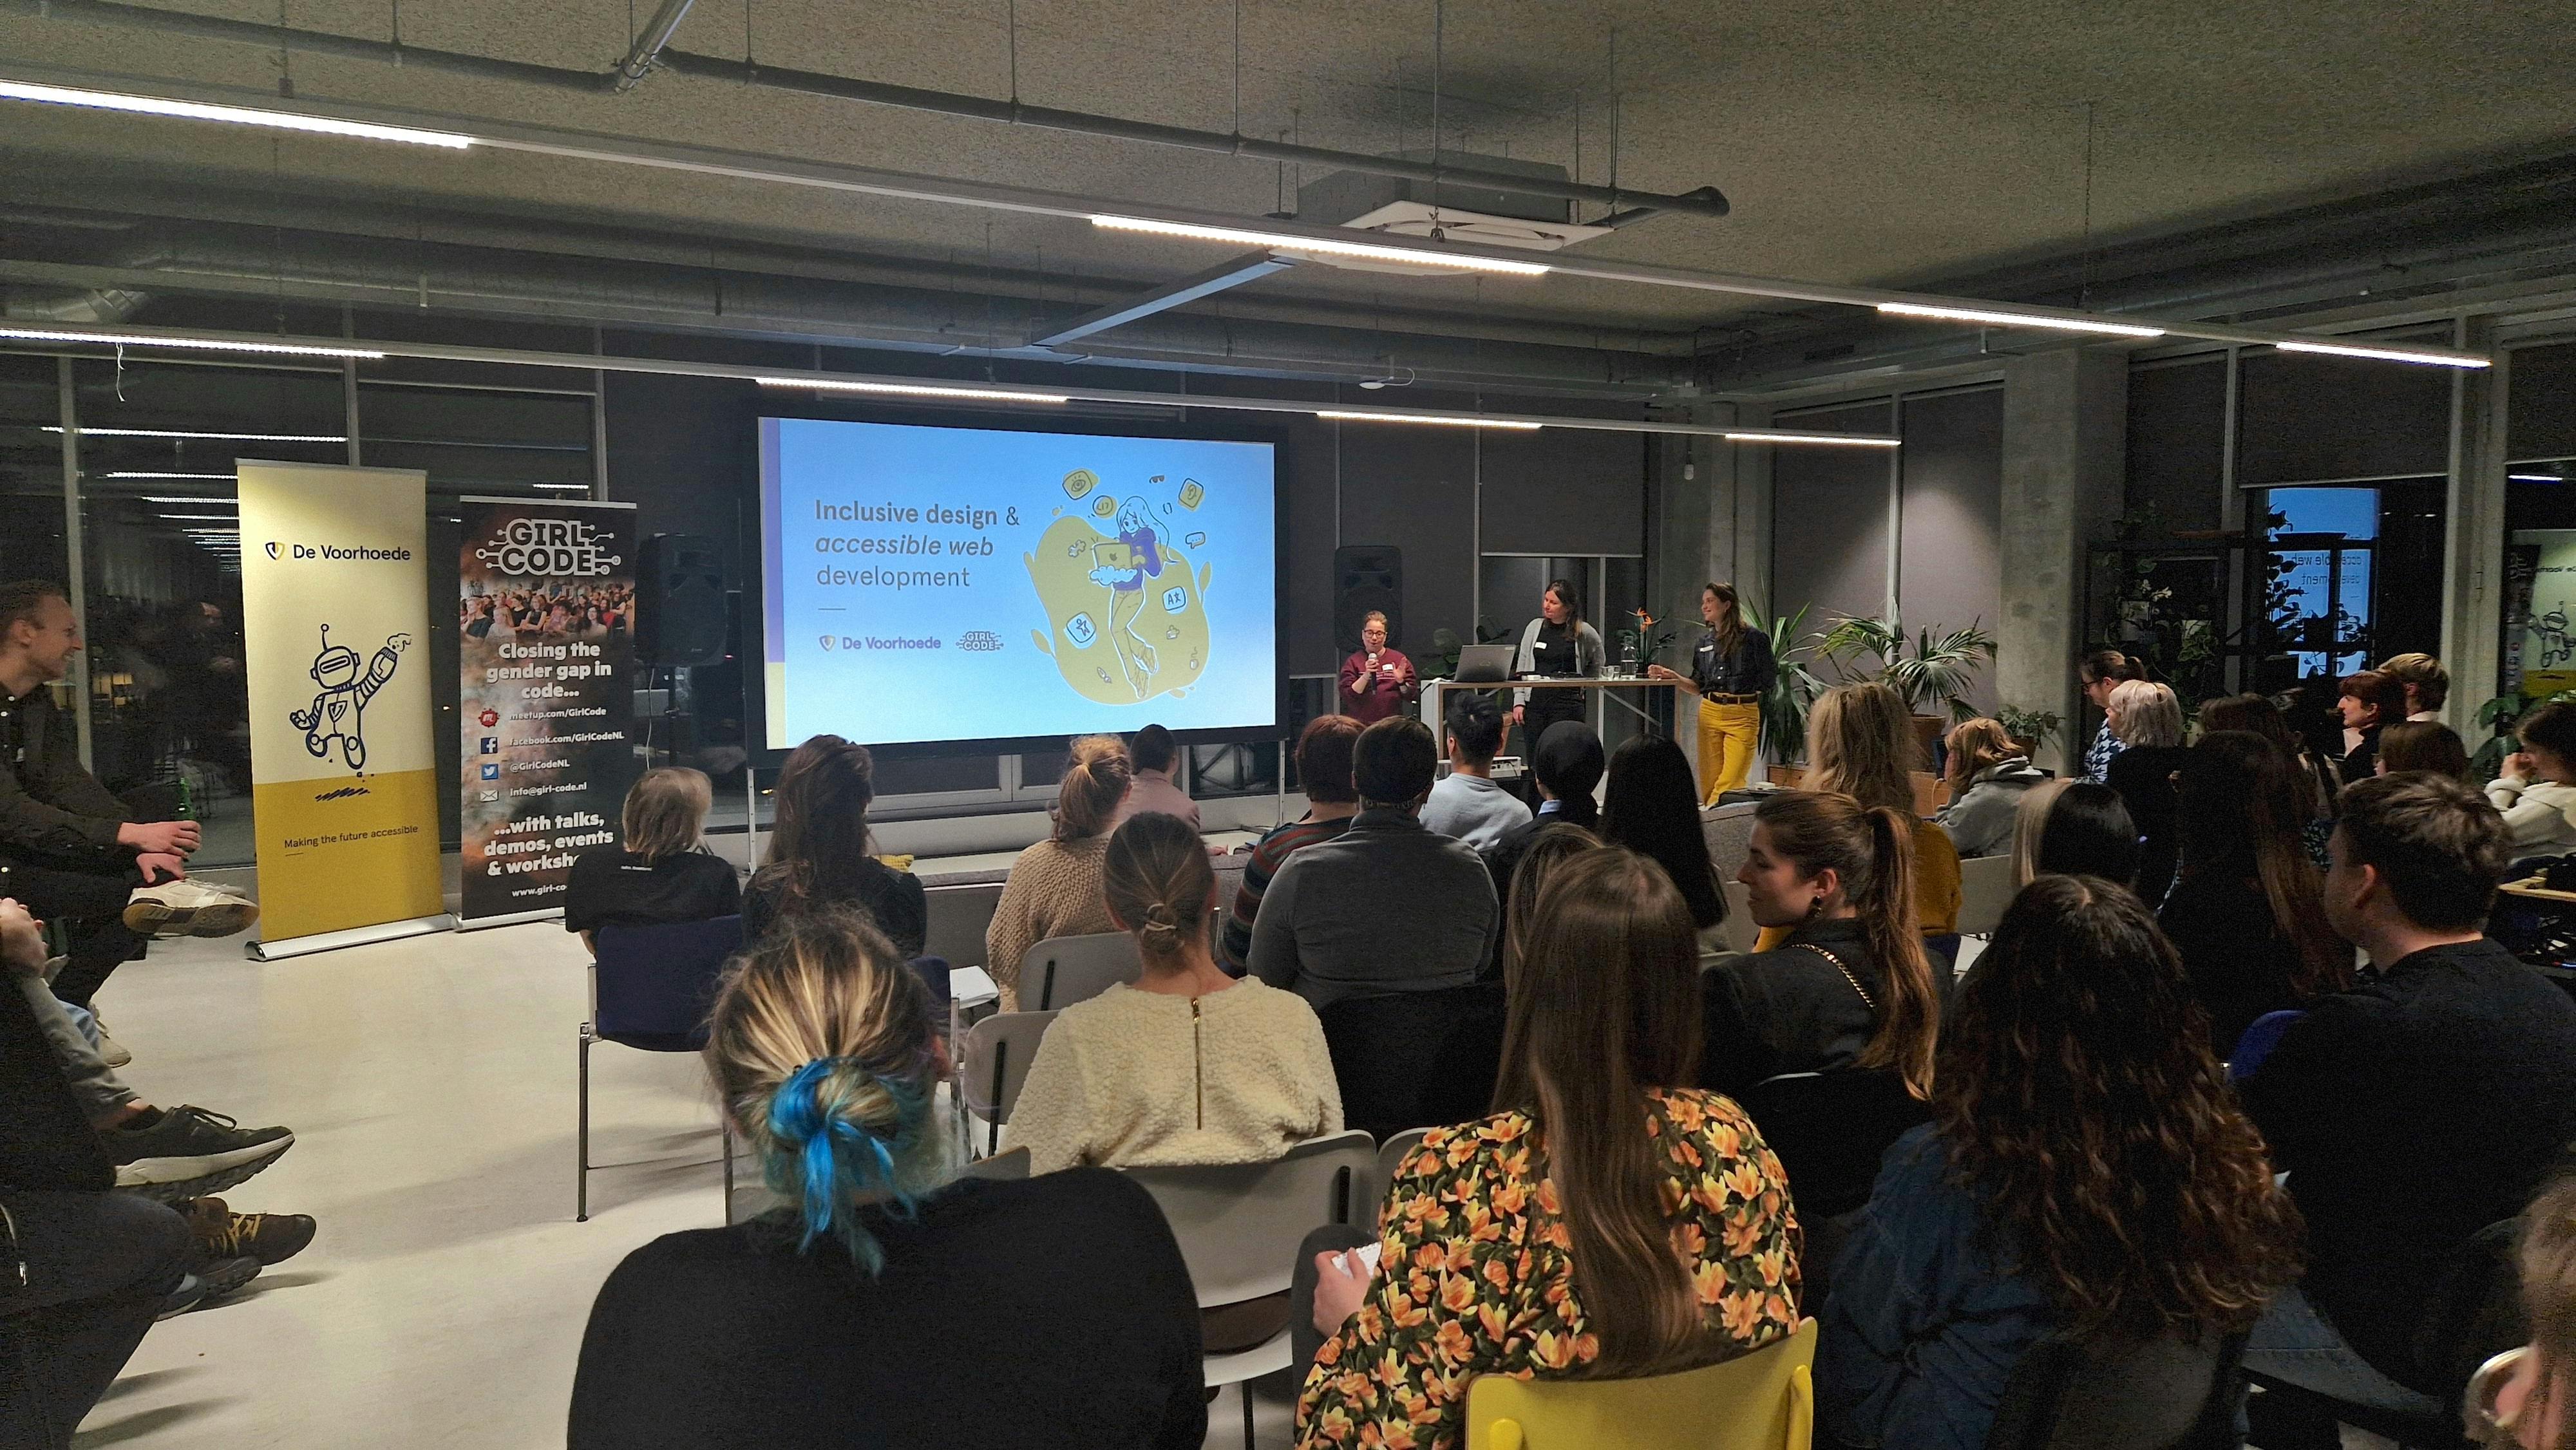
left=759, top=417, right=1280, bottom=749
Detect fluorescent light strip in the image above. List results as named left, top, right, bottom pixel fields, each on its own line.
left=0, top=78, right=472, bottom=149
left=1877, top=302, right=2166, bottom=339
left=755, top=377, right=1070, bottom=404
left=47, top=428, right=344, bottom=442
left=2277, top=339, right=2493, bottom=370
left=1725, top=430, right=1906, bottom=448
left=531, top=483, right=592, bottom=491
left=1316, top=410, right=1544, bottom=431
left=158, top=514, right=238, bottom=522
left=136, top=496, right=233, bottom=504
left=1092, top=215, right=1552, bottom=278
left=2511, top=473, right=2567, bottom=483
left=104, top=471, right=237, bottom=480
left=1, top=327, right=383, bottom=360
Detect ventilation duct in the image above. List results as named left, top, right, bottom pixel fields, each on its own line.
left=2, top=286, right=149, bottom=324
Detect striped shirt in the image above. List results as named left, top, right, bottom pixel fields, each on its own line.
left=1218, top=814, right=1353, bottom=975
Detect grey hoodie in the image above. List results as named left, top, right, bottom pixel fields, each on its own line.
left=1935, top=755, right=2050, bottom=860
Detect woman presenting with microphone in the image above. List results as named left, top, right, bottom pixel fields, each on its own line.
left=1338, top=610, right=1419, bottom=725
left=1510, top=579, right=1604, bottom=755
left=1648, top=581, right=1773, bottom=804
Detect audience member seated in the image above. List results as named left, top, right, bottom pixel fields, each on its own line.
left=1296, top=849, right=1803, bottom=1450
left=1705, top=790, right=1940, bottom=1098
left=1599, top=733, right=1729, bottom=951
left=1320, top=825, right=1595, bottom=1144
left=1820, top=875, right=2301, bottom=1450
left=743, top=735, right=922, bottom=959
left=2077, top=648, right=2145, bottom=785
left=1113, top=722, right=1200, bottom=829
left=1006, top=812, right=1340, bottom=1174
left=1249, top=718, right=1497, bottom=1012
left=2103, top=679, right=2190, bottom=906
left=0, top=580, right=257, bottom=1015
left=2335, top=668, right=2410, bottom=785
left=1482, top=720, right=1603, bottom=938
left=2161, top=731, right=2352, bottom=1059
left=987, top=735, right=1129, bottom=1010
left=2490, top=701, right=2576, bottom=856
left=1220, top=716, right=1361, bottom=975
left=2470, top=1175, right=2576, bottom=1449
left=2007, top=780, right=2141, bottom=889
left=1, top=898, right=191, bottom=1450
left=1932, top=718, right=2045, bottom=859
left=564, top=767, right=740, bottom=956
left=1420, top=693, right=1529, bottom=852
left=2381, top=650, right=2451, bottom=724
left=569, top=911, right=1208, bottom=1449
left=1783, top=682, right=1960, bottom=945
left=2200, top=691, right=2339, bottom=867
left=2377, top=719, right=2471, bottom=780
left=2240, top=775, right=2576, bottom=1400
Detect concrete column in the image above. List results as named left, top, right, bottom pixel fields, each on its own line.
left=1997, top=348, right=2128, bottom=775
left=1647, top=399, right=1768, bottom=621
left=2443, top=315, right=2506, bottom=728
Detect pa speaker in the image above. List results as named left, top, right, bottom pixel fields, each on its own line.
left=1332, top=545, right=1403, bottom=655
left=637, top=533, right=729, bottom=666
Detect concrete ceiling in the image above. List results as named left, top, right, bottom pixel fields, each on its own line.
left=3, top=0, right=2574, bottom=372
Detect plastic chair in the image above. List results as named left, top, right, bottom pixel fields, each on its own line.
left=1017, top=932, right=1141, bottom=1010
left=2226, top=1009, right=2307, bottom=1081
left=956, top=1146, right=1032, bottom=1182
left=956, top=1009, right=1058, bottom=1157
left=1719, top=880, right=1758, bottom=954
left=1463, top=1317, right=1817, bottom=1450
left=578, top=914, right=745, bottom=1223
left=1125, top=1130, right=1378, bottom=1450
left=1984, top=1328, right=2245, bottom=1450
left=923, top=882, right=1004, bottom=968
left=1361, top=1125, right=1433, bottom=1221
left=1956, top=852, right=2020, bottom=937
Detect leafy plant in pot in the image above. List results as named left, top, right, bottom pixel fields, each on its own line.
left=1996, top=706, right=2065, bottom=760
left=1739, top=602, right=1826, bottom=765
left=1817, top=613, right=2000, bottom=767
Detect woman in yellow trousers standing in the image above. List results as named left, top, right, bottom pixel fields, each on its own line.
left=1649, top=582, right=1774, bottom=805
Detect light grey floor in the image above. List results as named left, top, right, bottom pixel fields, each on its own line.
left=74, top=922, right=1298, bottom=1449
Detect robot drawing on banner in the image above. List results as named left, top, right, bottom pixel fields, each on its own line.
left=290, top=624, right=412, bottom=773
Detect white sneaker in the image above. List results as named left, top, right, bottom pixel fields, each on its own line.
left=124, top=879, right=260, bottom=939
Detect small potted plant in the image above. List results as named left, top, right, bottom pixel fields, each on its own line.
left=1996, top=706, right=2064, bottom=760
left=1817, top=612, right=2000, bottom=766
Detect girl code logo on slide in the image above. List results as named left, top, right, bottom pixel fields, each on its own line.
left=1027, top=469, right=1213, bottom=705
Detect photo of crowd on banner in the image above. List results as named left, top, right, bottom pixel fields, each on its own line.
left=458, top=582, right=637, bottom=645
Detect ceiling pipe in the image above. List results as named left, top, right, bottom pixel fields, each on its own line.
left=1, top=286, right=148, bottom=323
left=611, top=0, right=697, bottom=93
left=3, top=0, right=1728, bottom=221
left=647, top=50, right=1729, bottom=221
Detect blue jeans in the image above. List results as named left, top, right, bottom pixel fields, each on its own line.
left=2243, top=1286, right=2445, bottom=1420
left=0, top=1191, right=190, bottom=1449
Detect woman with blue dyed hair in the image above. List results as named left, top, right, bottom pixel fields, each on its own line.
left=567, top=910, right=1209, bottom=1449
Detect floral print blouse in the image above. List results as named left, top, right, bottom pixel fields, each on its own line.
left=1294, top=1089, right=1804, bottom=1450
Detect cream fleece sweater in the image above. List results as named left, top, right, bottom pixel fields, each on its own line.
left=1002, top=978, right=1343, bottom=1176
left=985, top=834, right=1117, bottom=1011
left=2487, top=775, right=2576, bottom=853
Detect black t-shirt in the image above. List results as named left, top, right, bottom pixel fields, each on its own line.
left=562, top=849, right=742, bottom=936
left=567, top=1169, right=1206, bottom=1450
left=742, top=860, right=929, bottom=961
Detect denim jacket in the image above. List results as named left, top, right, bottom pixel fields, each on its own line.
left=1817, top=1125, right=2057, bottom=1450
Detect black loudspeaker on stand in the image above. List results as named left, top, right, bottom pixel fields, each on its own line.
left=1332, top=545, right=1403, bottom=655
left=636, top=533, right=729, bottom=666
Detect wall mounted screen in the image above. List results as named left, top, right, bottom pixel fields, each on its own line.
left=759, top=417, right=1280, bottom=749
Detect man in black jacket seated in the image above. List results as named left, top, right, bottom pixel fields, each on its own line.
left=1481, top=721, right=1604, bottom=930
left=0, top=897, right=190, bottom=1449
left=2240, top=772, right=2576, bottom=1415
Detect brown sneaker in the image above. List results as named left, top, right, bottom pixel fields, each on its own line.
left=186, top=1196, right=317, bottom=1266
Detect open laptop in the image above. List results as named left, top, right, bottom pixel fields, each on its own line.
left=1452, top=643, right=1517, bottom=683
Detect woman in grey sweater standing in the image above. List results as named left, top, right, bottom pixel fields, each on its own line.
left=1510, top=579, right=1604, bottom=758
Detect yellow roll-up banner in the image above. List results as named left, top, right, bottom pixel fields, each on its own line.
left=238, top=460, right=444, bottom=952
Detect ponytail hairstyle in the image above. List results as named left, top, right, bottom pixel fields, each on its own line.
left=1102, top=810, right=1216, bottom=968
left=752, top=735, right=879, bottom=914
left=1492, top=847, right=1713, bottom=1376
left=1055, top=734, right=1133, bottom=842
left=1752, top=791, right=1938, bottom=1098
left=705, top=911, right=948, bottom=1274
left=1546, top=578, right=1584, bottom=632
left=1703, top=581, right=1744, bottom=662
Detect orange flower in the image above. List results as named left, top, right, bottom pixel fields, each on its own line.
left=1488, top=1116, right=1527, bottom=1144
left=1542, top=1221, right=1573, bottom=1251
left=1440, top=1274, right=1478, bottom=1313
left=1381, top=1422, right=1419, bottom=1450
left=1708, top=1120, right=1742, bottom=1160
left=1724, top=1162, right=1766, bottom=1202
left=1313, top=1406, right=1354, bottom=1444
left=1692, top=1259, right=1730, bottom=1306
left=1412, top=1242, right=1448, bottom=1272
left=1723, top=1212, right=1766, bottom=1258
left=1573, top=1333, right=1601, bottom=1364
left=1433, top=1319, right=1475, bottom=1362
left=1492, top=1179, right=1528, bottom=1217
left=1316, top=1337, right=1345, bottom=1368
left=1535, top=1179, right=1562, bottom=1216
left=1390, top=1296, right=1429, bottom=1329
left=1479, top=1302, right=1511, bottom=1341
left=1532, top=1330, right=1577, bottom=1370
left=1483, top=1258, right=1511, bottom=1292
left=1721, top=1289, right=1768, bottom=1341
left=1767, top=1292, right=1795, bottom=1323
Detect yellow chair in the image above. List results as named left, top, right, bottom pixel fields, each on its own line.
left=1464, top=1318, right=1816, bottom=1450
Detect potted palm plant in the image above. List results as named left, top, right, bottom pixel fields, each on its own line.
left=1817, top=612, right=2000, bottom=766
left=1740, top=601, right=1826, bottom=767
